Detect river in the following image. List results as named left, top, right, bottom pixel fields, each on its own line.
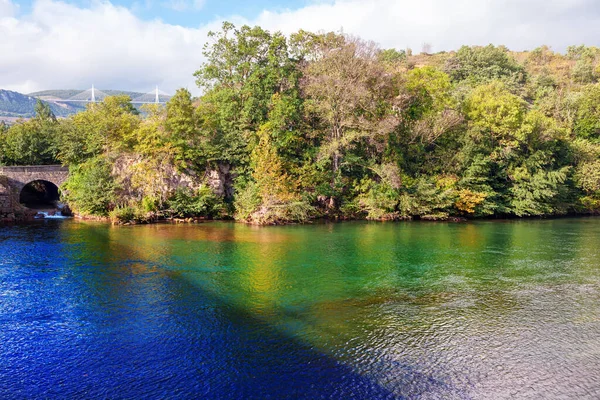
left=1, top=219, right=599, bottom=399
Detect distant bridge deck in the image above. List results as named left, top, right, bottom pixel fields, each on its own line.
left=52, top=99, right=168, bottom=104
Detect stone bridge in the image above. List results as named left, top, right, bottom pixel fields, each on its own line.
left=0, top=165, right=69, bottom=192
left=0, top=165, right=69, bottom=221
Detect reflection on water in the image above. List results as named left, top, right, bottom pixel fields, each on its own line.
left=1, top=219, right=600, bottom=399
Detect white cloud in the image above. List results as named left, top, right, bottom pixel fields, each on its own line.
left=0, top=0, right=17, bottom=17
left=252, top=0, right=600, bottom=52
left=1, top=0, right=600, bottom=95
left=163, top=0, right=206, bottom=12
left=0, top=0, right=217, bottom=94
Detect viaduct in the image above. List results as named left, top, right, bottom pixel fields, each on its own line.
left=0, top=166, right=69, bottom=221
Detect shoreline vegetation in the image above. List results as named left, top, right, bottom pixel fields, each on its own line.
left=1, top=23, right=600, bottom=225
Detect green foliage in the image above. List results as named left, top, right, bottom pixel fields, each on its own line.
left=0, top=101, right=59, bottom=165
left=508, top=152, right=571, bottom=216
left=167, top=186, right=224, bottom=218
left=406, top=66, right=454, bottom=118
left=397, top=177, right=456, bottom=219
left=141, top=196, right=159, bottom=213
left=1, top=122, right=56, bottom=165
left=355, top=179, right=400, bottom=220
left=378, top=48, right=406, bottom=65
left=192, top=22, right=301, bottom=179
left=233, top=180, right=262, bottom=221
left=234, top=179, right=314, bottom=225
left=234, top=123, right=315, bottom=224
left=63, top=157, right=119, bottom=216
left=573, top=84, right=600, bottom=140
left=445, top=45, right=525, bottom=88
left=463, top=81, right=526, bottom=144
left=164, top=88, right=200, bottom=169
left=58, top=95, right=140, bottom=164
left=109, top=205, right=150, bottom=224
left=574, top=159, right=600, bottom=213
left=572, top=60, right=596, bottom=84
left=5, top=24, right=600, bottom=223
left=302, top=34, right=398, bottom=203
left=566, top=45, right=600, bottom=61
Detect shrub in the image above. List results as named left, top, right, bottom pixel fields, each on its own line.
left=233, top=181, right=262, bottom=221
left=455, top=189, right=488, bottom=214
left=141, top=196, right=159, bottom=212
left=63, top=157, right=119, bottom=216
left=109, top=205, right=151, bottom=224
left=355, top=180, right=399, bottom=220
left=167, top=186, right=224, bottom=218
left=234, top=181, right=314, bottom=224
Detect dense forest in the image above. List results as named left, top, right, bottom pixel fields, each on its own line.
left=1, top=23, right=600, bottom=224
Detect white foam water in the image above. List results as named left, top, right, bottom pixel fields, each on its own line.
left=35, top=211, right=70, bottom=219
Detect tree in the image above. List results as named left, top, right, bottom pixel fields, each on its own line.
left=572, top=60, right=596, bottom=84
left=444, top=45, right=526, bottom=87
left=0, top=122, right=57, bottom=166
left=63, top=156, right=119, bottom=216
left=235, top=123, right=313, bottom=224
left=301, top=35, right=399, bottom=205
left=57, top=96, right=140, bottom=164
left=193, top=22, right=299, bottom=173
left=463, top=81, right=526, bottom=145
left=164, top=88, right=198, bottom=169
left=573, top=84, right=600, bottom=140
left=378, top=48, right=406, bottom=65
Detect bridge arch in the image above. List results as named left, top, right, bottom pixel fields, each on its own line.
left=0, top=166, right=69, bottom=212
left=19, top=180, right=61, bottom=209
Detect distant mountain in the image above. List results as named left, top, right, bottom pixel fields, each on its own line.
left=0, top=89, right=82, bottom=119
left=0, top=88, right=171, bottom=120
left=29, top=89, right=146, bottom=100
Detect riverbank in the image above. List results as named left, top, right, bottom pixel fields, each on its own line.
left=5, top=210, right=597, bottom=226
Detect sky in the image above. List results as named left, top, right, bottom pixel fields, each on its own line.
left=1, top=0, right=600, bottom=95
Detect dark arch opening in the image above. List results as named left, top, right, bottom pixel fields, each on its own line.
left=19, top=180, right=61, bottom=210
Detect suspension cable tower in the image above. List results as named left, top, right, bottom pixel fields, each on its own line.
left=91, top=84, right=96, bottom=103
left=155, top=86, right=159, bottom=104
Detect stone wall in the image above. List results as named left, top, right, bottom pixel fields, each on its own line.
left=0, top=175, right=31, bottom=222
left=0, top=175, right=12, bottom=221
left=0, top=166, right=68, bottom=222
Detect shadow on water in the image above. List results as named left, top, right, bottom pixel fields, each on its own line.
left=0, top=221, right=466, bottom=399
left=7, top=218, right=599, bottom=398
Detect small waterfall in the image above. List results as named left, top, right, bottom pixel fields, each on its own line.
left=34, top=202, right=72, bottom=219
left=34, top=211, right=70, bottom=219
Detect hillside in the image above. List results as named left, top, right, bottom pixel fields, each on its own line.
left=29, top=89, right=146, bottom=100
left=0, top=89, right=82, bottom=119
left=0, top=88, right=164, bottom=120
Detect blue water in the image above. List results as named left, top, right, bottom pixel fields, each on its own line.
left=1, top=219, right=600, bottom=399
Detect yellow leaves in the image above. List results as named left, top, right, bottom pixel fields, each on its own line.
left=517, top=110, right=566, bottom=144
left=575, top=160, right=600, bottom=194
left=436, top=175, right=458, bottom=190
left=406, top=66, right=454, bottom=111
left=251, top=123, right=297, bottom=205
left=455, top=189, right=488, bottom=214
left=463, top=81, right=526, bottom=141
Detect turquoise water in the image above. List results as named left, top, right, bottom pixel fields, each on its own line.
left=1, top=219, right=599, bottom=398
